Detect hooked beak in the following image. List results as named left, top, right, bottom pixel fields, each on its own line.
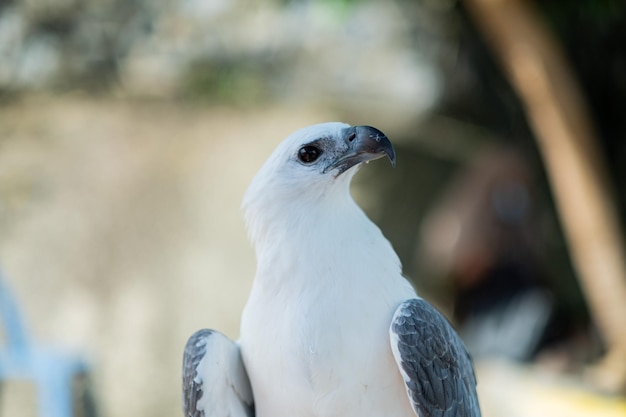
left=326, top=126, right=396, bottom=175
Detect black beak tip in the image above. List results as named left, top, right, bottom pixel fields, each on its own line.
left=387, top=147, right=397, bottom=168
left=355, top=125, right=396, bottom=168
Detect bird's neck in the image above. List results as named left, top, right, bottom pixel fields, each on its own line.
left=245, top=192, right=402, bottom=291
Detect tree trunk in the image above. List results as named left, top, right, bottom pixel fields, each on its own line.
left=464, top=0, right=626, bottom=393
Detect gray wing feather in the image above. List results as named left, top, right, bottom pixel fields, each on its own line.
left=183, top=329, right=212, bottom=417
left=390, top=299, right=481, bottom=417
left=183, top=329, right=254, bottom=417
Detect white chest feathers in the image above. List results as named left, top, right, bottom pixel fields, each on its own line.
left=240, top=244, right=416, bottom=417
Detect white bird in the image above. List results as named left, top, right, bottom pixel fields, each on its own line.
left=183, top=123, right=481, bottom=417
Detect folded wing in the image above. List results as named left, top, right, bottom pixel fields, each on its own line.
left=183, top=329, right=254, bottom=417
left=390, top=299, right=481, bottom=417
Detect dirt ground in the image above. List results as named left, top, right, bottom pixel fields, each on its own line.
left=0, top=95, right=334, bottom=417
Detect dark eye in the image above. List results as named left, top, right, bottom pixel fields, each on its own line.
left=298, top=145, right=322, bottom=163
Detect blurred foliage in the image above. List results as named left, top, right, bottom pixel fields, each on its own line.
left=543, top=0, right=626, bottom=31
left=181, top=58, right=270, bottom=105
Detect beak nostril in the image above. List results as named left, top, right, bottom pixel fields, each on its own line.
left=348, top=132, right=357, bottom=142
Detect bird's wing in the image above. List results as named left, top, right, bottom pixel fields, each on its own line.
left=183, top=329, right=254, bottom=417
left=389, top=299, right=481, bottom=417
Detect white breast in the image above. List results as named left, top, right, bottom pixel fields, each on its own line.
left=240, top=181, right=417, bottom=417
left=240, top=256, right=416, bottom=417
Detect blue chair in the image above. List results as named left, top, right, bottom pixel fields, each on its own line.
left=0, top=273, right=95, bottom=417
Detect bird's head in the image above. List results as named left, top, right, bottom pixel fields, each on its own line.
left=242, top=122, right=395, bottom=245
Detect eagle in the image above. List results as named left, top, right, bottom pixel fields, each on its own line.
left=183, top=123, right=481, bottom=417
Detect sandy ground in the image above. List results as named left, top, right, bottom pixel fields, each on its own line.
left=0, top=96, right=334, bottom=417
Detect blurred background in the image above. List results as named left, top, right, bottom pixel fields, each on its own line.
left=1, top=0, right=625, bottom=416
